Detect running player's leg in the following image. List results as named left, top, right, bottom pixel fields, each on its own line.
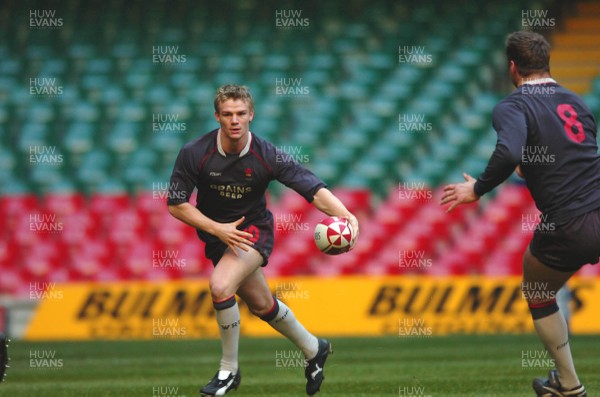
left=237, top=269, right=330, bottom=395
left=522, top=247, right=580, bottom=389
left=210, top=247, right=263, bottom=373
left=236, top=268, right=319, bottom=359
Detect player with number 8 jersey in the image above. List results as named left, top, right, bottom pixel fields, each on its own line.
left=441, top=31, right=599, bottom=396
left=471, top=62, right=600, bottom=226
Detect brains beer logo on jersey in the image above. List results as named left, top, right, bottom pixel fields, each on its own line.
left=209, top=184, right=252, bottom=199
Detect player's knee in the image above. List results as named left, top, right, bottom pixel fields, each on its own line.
left=250, top=299, right=275, bottom=318
left=527, top=298, right=559, bottom=320
left=522, top=278, right=559, bottom=320
left=247, top=296, right=277, bottom=320
left=209, top=278, right=234, bottom=302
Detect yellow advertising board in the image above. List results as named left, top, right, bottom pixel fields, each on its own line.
left=24, top=276, right=600, bottom=340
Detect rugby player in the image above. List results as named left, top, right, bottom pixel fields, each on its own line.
left=441, top=31, right=599, bottom=396
left=167, top=85, right=359, bottom=396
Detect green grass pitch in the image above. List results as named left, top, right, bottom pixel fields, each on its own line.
left=3, top=334, right=599, bottom=396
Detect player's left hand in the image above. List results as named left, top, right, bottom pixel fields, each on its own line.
left=440, top=173, right=480, bottom=213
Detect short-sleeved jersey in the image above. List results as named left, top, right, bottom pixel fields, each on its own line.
left=474, top=79, right=600, bottom=224
left=167, top=128, right=326, bottom=228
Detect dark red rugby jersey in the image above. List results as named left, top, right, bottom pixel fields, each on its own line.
left=167, top=129, right=326, bottom=224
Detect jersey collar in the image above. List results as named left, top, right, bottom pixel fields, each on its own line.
left=522, top=77, right=557, bottom=85
left=217, top=129, right=252, bottom=157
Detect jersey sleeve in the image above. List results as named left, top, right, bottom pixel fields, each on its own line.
left=474, top=100, right=527, bottom=197
left=269, top=148, right=326, bottom=202
left=167, top=146, right=198, bottom=205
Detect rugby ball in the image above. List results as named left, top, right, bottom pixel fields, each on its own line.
left=314, top=216, right=354, bottom=255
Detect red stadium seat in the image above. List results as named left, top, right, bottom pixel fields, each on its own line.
left=373, top=204, right=405, bottom=235
left=89, top=193, right=131, bottom=216
left=329, top=188, right=371, bottom=216
left=278, top=190, right=312, bottom=217
left=106, top=208, right=144, bottom=246
left=58, top=210, right=96, bottom=247
left=43, top=192, right=85, bottom=216
left=0, top=268, right=27, bottom=296
left=0, top=194, right=39, bottom=211
left=175, top=239, right=210, bottom=277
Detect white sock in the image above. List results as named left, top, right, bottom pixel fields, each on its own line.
left=264, top=299, right=319, bottom=359
left=215, top=299, right=240, bottom=373
left=534, top=310, right=580, bottom=388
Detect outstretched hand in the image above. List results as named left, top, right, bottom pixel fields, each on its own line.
left=440, top=173, right=480, bottom=213
left=212, top=216, right=255, bottom=254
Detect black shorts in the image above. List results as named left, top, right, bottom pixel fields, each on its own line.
left=202, top=214, right=275, bottom=267
left=530, top=206, right=600, bottom=272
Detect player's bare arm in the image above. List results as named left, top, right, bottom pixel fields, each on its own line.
left=312, top=187, right=360, bottom=246
left=168, top=202, right=254, bottom=253
left=440, top=173, right=480, bottom=213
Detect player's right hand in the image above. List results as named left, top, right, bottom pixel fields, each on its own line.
left=440, top=173, right=480, bottom=213
left=344, top=213, right=359, bottom=250
left=515, top=165, right=524, bottom=178
left=213, top=216, right=255, bottom=254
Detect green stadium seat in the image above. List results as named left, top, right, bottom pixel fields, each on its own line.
left=29, top=166, right=64, bottom=194
left=28, top=102, right=55, bottom=124
left=0, top=147, right=16, bottom=182
left=77, top=149, right=111, bottom=181
left=107, top=122, right=141, bottom=155
left=18, top=123, right=48, bottom=152
left=367, top=141, right=400, bottom=171
left=150, top=133, right=184, bottom=155
left=0, top=178, right=30, bottom=194
left=63, top=122, right=95, bottom=155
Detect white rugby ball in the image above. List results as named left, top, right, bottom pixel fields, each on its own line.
left=314, top=216, right=354, bottom=255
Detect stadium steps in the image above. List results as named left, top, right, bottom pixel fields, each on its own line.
left=551, top=2, right=600, bottom=94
